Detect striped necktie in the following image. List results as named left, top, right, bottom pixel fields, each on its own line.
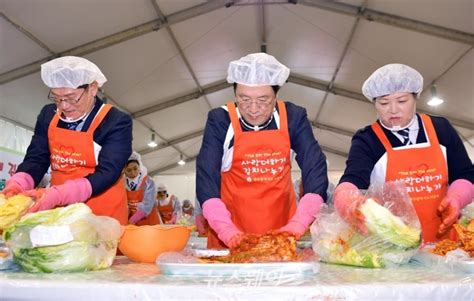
left=397, top=128, right=411, bottom=145
left=66, top=120, right=83, bottom=131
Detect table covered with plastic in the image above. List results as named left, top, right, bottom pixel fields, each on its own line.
left=1, top=255, right=473, bottom=301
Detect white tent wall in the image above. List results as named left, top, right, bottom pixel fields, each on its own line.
left=153, top=174, right=197, bottom=206
left=0, top=118, right=32, bottom=153
left=0, top=117, right=32, bottom=185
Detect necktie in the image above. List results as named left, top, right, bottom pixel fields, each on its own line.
left=66, top=120, right=83, bottom=131
left=397, top=128, right=411, bottom=145
left=127, top=178, right=137, bottom=190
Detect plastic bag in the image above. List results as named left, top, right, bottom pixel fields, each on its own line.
left=176, top=212, right=195, bottom=227
left=411, top=244, right=474, bottom=274
left=4, top=203, right=122, bottom=273
left=311, top=181, right=421, bottom=268
left=460, top=202, right=474, bottom=225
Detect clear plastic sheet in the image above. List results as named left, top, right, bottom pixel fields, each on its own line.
left=312, top=181, right=421, bottom=268
left=461, top=202, right=474, bottom=222
left=1, top=256, right=473, bottom=301
left=411, top=244, right=474, bottom=274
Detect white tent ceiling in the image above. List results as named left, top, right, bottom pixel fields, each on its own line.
left=1, top=0, right=473, bottom=176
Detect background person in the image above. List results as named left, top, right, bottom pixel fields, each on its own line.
left=124, top=152, right=159, bottom=225
left=156, top=183, right=181, bottom=224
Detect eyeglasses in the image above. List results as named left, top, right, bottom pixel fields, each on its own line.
left=48, top=84, right=89, bottom=105
left=236, top=96, right=275, bottom=108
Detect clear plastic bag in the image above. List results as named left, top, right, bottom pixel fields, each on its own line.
left=4, top=203, right=122, bottom=273
left=460, top=202, right=474, bottom=223
left=411, top=244, right=474, bottom=274
left=175, top=212, right=195, bottom=227
left=311, top=181, right=422, bottom=268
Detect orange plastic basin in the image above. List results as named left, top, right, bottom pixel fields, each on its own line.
left=118, top=224, right=191, bottom=263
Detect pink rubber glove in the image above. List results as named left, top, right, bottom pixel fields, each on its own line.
left=279, top=193, right=323, bottom=239
left=2, top=172, right=34, bottom=197
left=26, top=178, right=92, bottom=213
left=437, top=179, right=473, bottom=234
left=202, top=198, right=243, bottom=248
left=129, top=209, right=147, bottom=224
left=195, top=213, right=207, bottom=236
left=334, top=182, right=369, bottom=235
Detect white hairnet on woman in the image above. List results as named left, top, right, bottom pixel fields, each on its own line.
left=362, top=63, right=423, bottom=101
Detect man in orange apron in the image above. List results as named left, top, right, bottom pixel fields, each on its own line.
left=196, top=53, right=328, bottom=249
left=333, top=64, right=473, bottom=243
left=2, top=56, right=132, bottom=225
left=156, top=183, right=180, bottom=224
left=124, top=152, right=160, bottom=225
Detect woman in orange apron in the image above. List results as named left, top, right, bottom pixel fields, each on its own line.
left=156, top=183, right=180, bottom=224
left=124, top=153, right=160, bottom=225
left=2, top=56, right=132, bottom=225
left=333, top=64, right=473, bottom=243
left=196, top=53, right=328, bottom=249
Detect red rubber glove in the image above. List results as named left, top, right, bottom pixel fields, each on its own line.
left=202, top=198, right=243, bottom=248
left=279, top=193, right=323, bottom=239
left=437, top=179, right=472, bottom=234
left=334, top=182, right=369, bottom=235
left=26, top=178, right=92, bottom=213
left=2, top=172, right=34, bottom=197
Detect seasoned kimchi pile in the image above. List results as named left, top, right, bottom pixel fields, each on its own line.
left=200, top=231, right=298, bottom=263
left=432, top=220, right=474, bottom=257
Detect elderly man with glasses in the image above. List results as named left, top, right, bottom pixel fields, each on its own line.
left=196, top=53, right=328, bottom=249
left=1, top=56, right=132, bottom=224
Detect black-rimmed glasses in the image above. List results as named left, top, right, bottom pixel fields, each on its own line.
left=48, top=84, right=89, bottom=105
left=236, top=96, right=275, bottom=108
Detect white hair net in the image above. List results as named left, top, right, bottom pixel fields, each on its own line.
left=362, top=64, right=423, bottom=101
left=156, top=183, right=167, bottom=192
left=182, top=199, right=192, bottom=210
left=227, top=53, right=290, bottom=86
left=41, top=56, right=107, bottom=88
left=128, top=151, right=142, bottom=162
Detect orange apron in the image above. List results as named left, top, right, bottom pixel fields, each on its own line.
left=207, top=101, right=296, bottom=249
left=157, top=195, right=175, bottom=224
left=126, top=175, right=160, bottom=226
left=372, top=114, right=451, bottom=243
left=48, top=104, right=128, bottom=225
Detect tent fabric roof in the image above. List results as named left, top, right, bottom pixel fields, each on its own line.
left=1, top=0, right=473, bottom=175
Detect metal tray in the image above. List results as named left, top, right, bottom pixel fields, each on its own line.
left=158, top=261, right=320, bottom=277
